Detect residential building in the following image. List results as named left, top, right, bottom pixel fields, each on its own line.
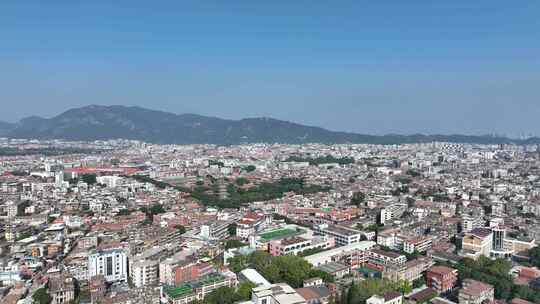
left=130, top=259, right=159, bottom=287
left=161, top=273, right=237, bottom=304
left=403, top=236, right=433, bottom=254
left=368, top=249, right=407, bottom=267
left=462, top=216, right=484, bottom=233
left=238, top=268, right=271, bottom=287
left=174, top=261, right=215, bottom=285
left=366, top=292, right=403, bottom=304
left=303, top=241, right=376, bottom=268
left=89, top=275, right=107, bottom=304
left=268, top=236, right=334, bottom=257
left=88, top=248, right=128, bottom=283
left=314, top=224, right=362, bottom=247
left=296, top=285, right=332, bottom=304
left=458, top=279, right=494, bottom=304
left=200, top=220, right=233, bottom=241
left=251, top=283, right=307, bottom=304
left=461, top=228, right=493, bottom=259
left=49, top=275, right=76, bottom=304
left=315, top=261, right=350, bottom=279
left=237, top=213, right=267, bottom=240
left=426, top=266, right=458, bottom=293
left=380, top=204, right=407, bottom=225
left=383, top=257, right=434, bottom=284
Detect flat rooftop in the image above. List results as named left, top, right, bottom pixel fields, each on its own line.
left=259, top=228, right=304, bottom=241
left=316, top=261, right=348, bottom=273
left=324, top=225, right=360, bottom=236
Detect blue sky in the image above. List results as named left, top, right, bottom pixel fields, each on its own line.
left=1, top=1, right=539, bottom=136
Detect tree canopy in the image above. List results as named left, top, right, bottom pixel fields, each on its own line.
left=285, top=155, right=355, bottom=166
left=225, top=239, right=247, bottom=250
left=81, top=173, right=97, bottom=185
left=244, top=165, right=256, bottom=172
left=228, top=223, right=237, bottom=236
left=33, top=288, right=52, bottom=304
left=227, top=251, right=334, bottom=288
left=451, top=257, right=540, bottom=303
left=191, top=178, right=330, bottom=209
left=344, top=279, right=403, bottom=304
left=203, top=281, right=256, bottom=304
left=528, top=247, right=540, bottom=268
left=351, top=191, right=366, bottom=206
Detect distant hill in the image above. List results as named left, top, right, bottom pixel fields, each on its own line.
left=5, top=105, right=540, bottom=145
left=0, top=121, right=15, bottom=136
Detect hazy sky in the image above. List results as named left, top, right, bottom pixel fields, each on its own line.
left=1, top=1, right=539, bottom=136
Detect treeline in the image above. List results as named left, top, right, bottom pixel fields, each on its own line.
left=0, top=147, right=100, bottom=156
left=202, top=282, right=255, bottom=304
left=128, top=174, right=172, bottom=189
left=285, top=155, right=355, bottom=165
left=528, top=247, right=540, bottom=268
left=343, top=279, right=417, bottom=304
left=128, top=175, right=329, bottom=209
left=454, top=257, right=540, bottom=303
left=227, top=251, right=334, bottom=288
left=191, top=178, right=330, bottom=209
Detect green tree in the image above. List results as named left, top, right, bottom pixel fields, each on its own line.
left=346, top=279, right=399, bottom=304
left=406, top=169, right=421, bottom=177
left=228, top=251, right=334, bottom=288
left=351, top=191, right=366, bottom=206
left=456, top=257, right=514, bottom=300
left=228, top=223, right=237, bottom=236
left=308, top=269, right=335, bottom=284
left=116, top=209, right=131, bottom=216
left=272, top=255, right=313, bottom=288
left=175, top=225, right=187, bottom=234
left=236, top=281, right=256, bottom=301
left=228, top=255, right=250, bottom=273
left=366, top=224, right=379, bottom=232
left=203, top=287, right=237, bottom=304
left=397, top=280, right=412, bottom=294
left=236, top=178, right=249, bottom=186
left=512, top=284, right=540, bottom=303
left=528, top=247, right=540, bottom=268
left=244, top=165, right=256, bottom=172
left=81, top=174, right=97, bottom=185
left=225, top=240, right=247, bottom=250
left=298, top=247, right=325, bottom=257
left=150, top=204, right=165, bottom=214
left=33, top=288, right=52, bottom=304
left=412, top=277, right=425, bottom=289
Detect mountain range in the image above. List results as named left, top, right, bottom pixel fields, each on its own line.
left=1, top=105, right=539, bottom=145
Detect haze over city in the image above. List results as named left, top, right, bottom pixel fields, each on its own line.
left=1, top=1, right=539, bottom=136
left=4, top=2, right=540, bottom=304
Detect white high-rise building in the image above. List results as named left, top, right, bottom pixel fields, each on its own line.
left=55, top=171, right=64, bottom=187
left=88, top=248, right=128, bottom=283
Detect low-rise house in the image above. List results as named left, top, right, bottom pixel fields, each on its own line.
left=315, top=262, right=350, bottom=279
left=458, top=279, right=494, bottom=304
left=366, top=292, right=402, bottom=304
left=296, top=285, right=332, bottom=304
left=251, top=283, right=307, bottom=304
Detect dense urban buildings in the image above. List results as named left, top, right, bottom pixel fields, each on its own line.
left=1, top=139, right=540, bottom=304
